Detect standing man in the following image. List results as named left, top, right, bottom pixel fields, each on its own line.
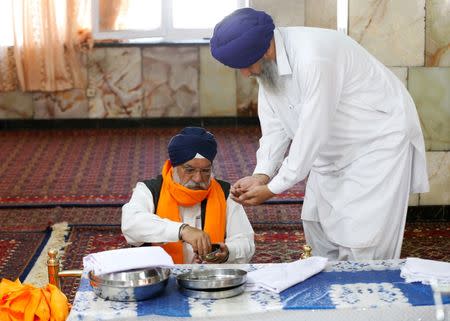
left=210, top=8, right=428, bottom=260
left=122, top=127, right=255, bottom=264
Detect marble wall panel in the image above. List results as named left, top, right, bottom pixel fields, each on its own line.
left=349, top=0, right=425, bottom=66
left=408, top=67, right=450, bottom=151
left=88, top=48, right=143, bottom=118
left=33, top=89, right=89, bottom=119
left=388, top=67, right=407, bottom=85
left=0, top=91, right=33, bottom=119
left=420, top=152, right=450, bottom=205
left=409, top=193, right=419, bottom=206
left=305, top=0, right=337, bottom=29
left=142, top=47, right=199, bottom=117
left=199, top=46, right=236, bottom=117
left=250, top=0, right=305, bottom=26
left=236, top=72, right=259, bottom=117
left=425, top=0, right=450, bottom=66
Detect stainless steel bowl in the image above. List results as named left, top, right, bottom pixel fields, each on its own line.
left=176, top=268, right=247, bottom=290
left=88, top=267, right=171, bottom=301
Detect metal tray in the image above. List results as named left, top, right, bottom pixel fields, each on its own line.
left=178, top=283, right=246, bottom=299
left=88, top=268, right=170, bottom=301
left=176, top=268, right=247, bottom=290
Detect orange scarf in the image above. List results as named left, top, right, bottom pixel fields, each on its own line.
left=156, top=160, right=226, bottom=263
left=0, top=279, right=69, bottom=321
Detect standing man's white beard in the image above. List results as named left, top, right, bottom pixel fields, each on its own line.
left=256, top=59, right=280, bottom=94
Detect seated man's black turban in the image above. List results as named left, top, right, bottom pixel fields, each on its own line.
left=168, top=127, right=217, bottom=167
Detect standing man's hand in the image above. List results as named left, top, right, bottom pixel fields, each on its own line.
left=231, top=174, right=270, bottom=200
left=179, top=225, right=211, bottom=257
left=236, top=185, right=275, bottom=206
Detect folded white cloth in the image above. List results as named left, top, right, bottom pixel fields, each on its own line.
left=400, top=257, right=450, bottom=285
left=83, top=246, right=174, bottom=275
left=247, top=256, right=328, bottom=293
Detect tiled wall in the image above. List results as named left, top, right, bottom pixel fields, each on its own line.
left=0, top=0, right=448, bottom=204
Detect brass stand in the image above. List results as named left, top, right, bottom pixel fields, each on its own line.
left=300, top=245, right=312, bottom=259
left=46, top=249, right=83, bottom=289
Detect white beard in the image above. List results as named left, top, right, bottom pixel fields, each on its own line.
left=172, top=168, right=212, bottom=190
left=256, top=59, right=281, bottom=94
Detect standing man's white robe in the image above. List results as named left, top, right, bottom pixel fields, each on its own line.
left=255, top=27, right=429, bottom=260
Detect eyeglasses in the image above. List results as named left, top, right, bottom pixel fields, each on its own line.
left=180, top=165, right=212, bottom=177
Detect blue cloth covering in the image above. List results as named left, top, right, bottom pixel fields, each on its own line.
left=69, top=261, right=450, bottom=320
left=210, top=8, right=275, bottom=68
left=168, top=127, right=217, bottom=167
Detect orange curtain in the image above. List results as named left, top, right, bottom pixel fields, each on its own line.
left=3, top=0, right=92, bottom=92
left=99, top=0, right=125, bottom=31
left=0, top=47, right=18, bottom=92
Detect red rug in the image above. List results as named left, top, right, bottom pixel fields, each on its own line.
left=0, top=204, right=302, bottom=230
left=0, top=230, right=50, bottom=282
left=0, top=127, right=305, bottom=207
left=402, top=223, right=450, bottom=261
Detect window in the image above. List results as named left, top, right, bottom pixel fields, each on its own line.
left=91, top=0, right=248, bottom=42
left=0, top=0, right=14, bottom=46
left=337, top=0, right=348, bottom=35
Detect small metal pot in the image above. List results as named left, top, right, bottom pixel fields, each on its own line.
left=88, top=267, right=171, bottom=301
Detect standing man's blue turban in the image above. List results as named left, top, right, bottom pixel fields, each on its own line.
left=210, top=8, right=275, bottom=69
left=168, top=127, right=217, bottom=167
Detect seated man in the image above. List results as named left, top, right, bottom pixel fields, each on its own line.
left=122, top=127, right=255, bottom=264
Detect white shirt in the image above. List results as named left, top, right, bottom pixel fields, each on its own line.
left=121, top=181, right=255, bottom=264
left=253, top=27, right=429, bottom=249
left=254, top=27, right=429, bottom=195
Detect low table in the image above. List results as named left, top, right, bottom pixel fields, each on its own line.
left=67, top=259, right=450, bottom=321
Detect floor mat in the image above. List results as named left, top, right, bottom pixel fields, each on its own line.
left=0, top=204, right=302, bottom=230
left=0, top=229, right=50, bottom=282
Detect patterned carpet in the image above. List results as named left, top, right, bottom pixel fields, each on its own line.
left=0, top=203, right=303, bottom=230
left=0, top=127, right=305, bottom=207
left=0, top=229, right=50, bottom=282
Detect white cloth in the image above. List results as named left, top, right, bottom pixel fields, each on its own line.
left=121, top=182, right=255, bottom=264
left=83, top=246, right=174, bottom=275
left=253, top=27, right=429, bottom=253
left=303, top=143, right=412, bottom=259
left=247, top=257, right=328, bottom=293
left=401, top=257, right=450, bottom=285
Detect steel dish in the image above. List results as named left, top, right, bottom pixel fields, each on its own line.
left=176, top=268, right=247, bottom=290
left=88, top=267, right=170, bottom=301
left=178, top=283, right=246, bottom=299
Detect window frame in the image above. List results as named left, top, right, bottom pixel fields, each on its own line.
left=91, top=0, right=248, bottom=41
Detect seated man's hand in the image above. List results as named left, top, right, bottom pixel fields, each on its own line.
left=180, top=225, right=211, bottom=257
left=193, top=243, right=229, bottom=264
left=231, top=174, right=269, bottom=199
